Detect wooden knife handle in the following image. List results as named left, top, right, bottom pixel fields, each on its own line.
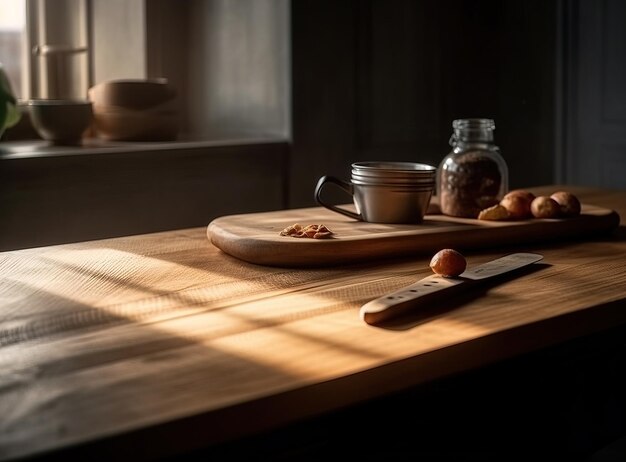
left=360, top=275, right=469, bottom=325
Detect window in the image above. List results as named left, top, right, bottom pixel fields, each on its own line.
left=0, top=0, right=89, bottom=100
left=0, top=0, right=26, bottom=98
left=27, top=0, right=89, bottom=100
left=1, top=0, right=289, bottom=142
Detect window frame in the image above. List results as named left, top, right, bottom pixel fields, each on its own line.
left=12, top=0, right=290, bottom=143
left=24, top=0, right=90, bottom=100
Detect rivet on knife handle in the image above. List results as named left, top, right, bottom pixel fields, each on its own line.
left=360, top=253, right=544, bottom=325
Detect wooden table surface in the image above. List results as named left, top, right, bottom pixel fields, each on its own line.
left=1, top=185, right=625, bottom=460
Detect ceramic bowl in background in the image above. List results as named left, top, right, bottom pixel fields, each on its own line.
left=27, top=99, right=93, bottom=145
left=88, top=78, right=179, bottom=141
left=92, top=106, right=179, bottom=142
left=88, top=78, right=176, bottom=111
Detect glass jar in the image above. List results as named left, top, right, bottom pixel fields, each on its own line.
left=437, top=118, right=508, bottom=218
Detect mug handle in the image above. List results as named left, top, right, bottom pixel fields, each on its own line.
left=314, top=175, right=362, bottom=221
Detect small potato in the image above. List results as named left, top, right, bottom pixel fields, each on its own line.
left=530, top=196, right=560, bottom=218
left=506, top=189, right=536, bottom=203
left=430, top=249, right=467, bottom=278
left=478, top=204, right=510, bottom=221
left=550, top=191, right=581, bottom=217
left=500, top=190, right=535, bottom=219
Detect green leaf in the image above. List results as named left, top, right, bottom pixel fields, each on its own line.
left=4, top=100, right=21, bottom=128
left=0, top=99, right=6, bottom=134
left=0, top=63, right=21, bottom=132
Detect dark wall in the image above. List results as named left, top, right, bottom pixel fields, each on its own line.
left=565, top=0, right=626, bottom=189
left=290, top=0, right=558, bottom=208
left=0, top=142, right=288, bottom=251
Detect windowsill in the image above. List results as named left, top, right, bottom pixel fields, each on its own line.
left=0, top=135, right=290, bottom=160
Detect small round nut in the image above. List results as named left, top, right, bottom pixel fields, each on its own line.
left=429, top=249, right=467, bottom=278
left=530, top=196, right=560, bottom=218
left=500, top=190, right=535, bottom=219
left=550, top=191, right=581, bottom=217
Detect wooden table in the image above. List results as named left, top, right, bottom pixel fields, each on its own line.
left=1, top=185, right=625, bottom=460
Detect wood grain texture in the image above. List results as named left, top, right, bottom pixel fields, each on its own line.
left=207, top=201, right=619, bottom=267
left=0, top=185, right=625, bottom=460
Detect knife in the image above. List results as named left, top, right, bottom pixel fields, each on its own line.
left=360, top=252, right=544, bottom=325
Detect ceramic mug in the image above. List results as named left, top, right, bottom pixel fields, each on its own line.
left=314, top=161, right=436, bottom=224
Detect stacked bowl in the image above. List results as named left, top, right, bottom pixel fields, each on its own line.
left=88, top=78, right=179, bottom=141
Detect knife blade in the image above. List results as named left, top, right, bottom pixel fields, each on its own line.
left=360, top=252, right=544, bottom=325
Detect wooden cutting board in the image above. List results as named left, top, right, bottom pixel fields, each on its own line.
left=207, top=202, right=620, bottom=267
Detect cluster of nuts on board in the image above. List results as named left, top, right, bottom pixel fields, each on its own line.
left=279, top=223, right=334, bottom=239
left=477, top=190, right=581, bottom=221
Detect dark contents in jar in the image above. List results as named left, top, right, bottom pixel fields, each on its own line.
left=440, top=151, right=502, bottom=218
